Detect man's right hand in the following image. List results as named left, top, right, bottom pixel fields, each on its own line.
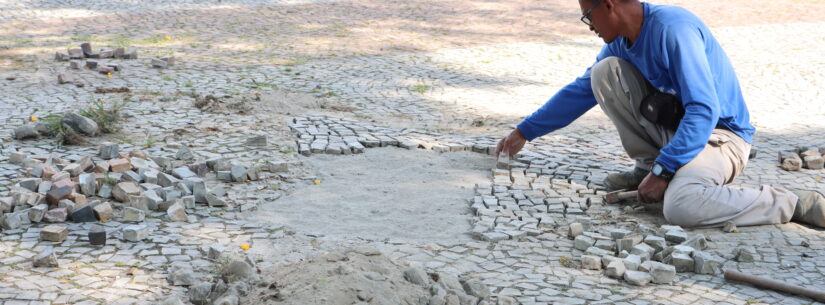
left=495, top=128, right=527, bottom=160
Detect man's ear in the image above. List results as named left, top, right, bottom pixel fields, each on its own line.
left=604, top=0, right=613, bottom=11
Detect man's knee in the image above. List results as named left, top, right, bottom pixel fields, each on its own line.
left=662, top=181, right=706, bottom=228
left=590, top=56, right=623, bottom=86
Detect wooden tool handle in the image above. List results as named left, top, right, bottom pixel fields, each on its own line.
left=724, top=269, right=825, bottom=302
left=618, top=191, right=638, bottom=200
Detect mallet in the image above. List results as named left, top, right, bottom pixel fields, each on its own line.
left=604, top=190, right=638, bottom=204
left=725, top=269, right=825, bottom=302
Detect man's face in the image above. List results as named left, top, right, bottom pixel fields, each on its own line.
left=579, top=0, right=618, bottom=43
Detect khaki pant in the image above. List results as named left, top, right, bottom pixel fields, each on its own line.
left=590, top=56, right=797, bottom=228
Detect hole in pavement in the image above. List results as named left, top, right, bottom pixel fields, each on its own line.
left=252, top=147, right=492, bottom=244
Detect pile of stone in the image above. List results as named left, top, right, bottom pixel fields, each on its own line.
left=0, top=142, right=285, bottom=234
left=779, top=147, right=825, bottom=171
left=164, top=248, right=259, bottom=305
left=12, top=111, right=100, bottom=140
left=54, top=42, right=136, bottom=85
left=570, top=223, right=742, bottom=286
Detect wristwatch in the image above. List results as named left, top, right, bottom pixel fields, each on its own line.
left=651, top=162, right=675, bottom=181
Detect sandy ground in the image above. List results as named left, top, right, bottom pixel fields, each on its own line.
left=250, top=147, right=492, bottom=245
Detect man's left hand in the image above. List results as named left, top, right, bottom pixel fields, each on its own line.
left=637, top=173, right=669, bottom=203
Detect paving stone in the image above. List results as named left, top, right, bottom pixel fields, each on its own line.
left=44, top=207, right=68, bottom=222
left=734, top=247, right=755, bottom=262
left=123, top=207, right=146, bottom=222
left=99, top=142, right=120, bottom=160
left=92, top=201, right=114, bottom=221
left=71, top=205, right=97, bottom=223
left=32, top=249, right=58, bottom=267
left=167, top=202, right=188, bottom=222
left=113, top=182, right=141, bottom=202
left=109, top=158, right=132, bottom=173
left=649, top=262, right=676, bottom=284
left=574, top=235, right=595, bottom=251
left=28, top=204, right=48, bottom=222
left=208, top=243, right=224, bottom=260
left=668, top=253, right=694, bottom=272
left=665, top=230, right=688, bottom=244
left=403, top=267, right=429, bottom=286
left=61, top=112, right=99, bottom=136
left=622, top=254, right=641, bottom=271
left=46, top=186, right=73, bottom=206
left=89, top=224, right=106, bottom=245
left=78, top=173, right=97, bottom=196
left=643, top=235, right=666, bottom=252
left=693, top=251, right=721, bottom=274
left=40, top=225, right=68, bottom=242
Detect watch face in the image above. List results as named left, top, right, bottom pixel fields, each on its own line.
left=652, top=164, right=662, bottom=175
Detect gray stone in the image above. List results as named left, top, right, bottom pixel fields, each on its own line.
left=9, top=152, right=27, bottom=165
left=804, top=155, right=825, bottom=170
left=152, top=58, right=168, bottom=68
left=594, top=239, right=616, bottom=252
left=206, top=192, right=227, bottom=207
left=213, top=294, right=239, bottom=305
left=573, top=235, right=595, bottom=251
left=167, top=202, right=188, bottom=222
left=616, top=238, right=635, bottom=254
left=123, top=207, right=145, bottom=222
left=189, top=282, right=213, bottom=305
left=0, top=213, right=22, bottom=230
left=461, top=279, right=490, bottom=299
left=19, top=178, right=41, bottom=192
left=182, top=195, right=196, bottom=208
left=161, top=296, right=186, bottom=305
left=610, top=229, right=631, bottom=240
left=623, top=271, right=652, bottom=286
left=623, top=254, right=641, bottom=271
left=230, top=164, right=248, bottom=182
left=669, top=253, right=694, bottom=272
left=734, top=247, right=755, bottom=262
left=585, top=246, right=613, bottom=257
left=169, top=263, right=197, bottom=286
left=33, top=249, right=59, bottom=267
left=123, top=225, right=151, bottom=242
left=217, top=171, right=232, bottom=182
left=172, top=167, right=196, bottom=180
left=58, top=199, right=76, bottom=213
left=404, top=267, right=430, bottom=286
left=208, top=243, right=224, bottom=260
left=222, top=260, right=253, bottom=282
left=29, top=204, right=48, bottom=222
left=57, top=72, right=74, bottom=84
left=13, top=124, right=40, bottom=140
left=158, top=173, right=180, bottom=187
left=722, top=221, right=738, bottom=233
left=643, top=235, right=667, bottom=252
left=650, top=262, right=676, bottom=284
left=605, top=260, right=626, bottom=279
left=682, top=234, right=707, bottom=250
left=63, top=163, right=82, bottom=176
left=61, top=112, right=99, bottom=136
left=693, top=251, right=721, bottom=274
left=99, top=142, right=119, bottom=159
left=97, top=183, right=113, bottom=198
left=665, top=229, right=688, bottom=243
left=79, top=173, right=97, bottom=196
left=581, top=255, right=601, bottom=270
left=631, top=243, right=655, bottom=260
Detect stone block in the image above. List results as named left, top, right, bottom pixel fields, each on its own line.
left=581, top=255, right=601, bottom=270
left=734, top=247, right=755, bottom=262
left=85, top=60, right=98, bottom=69
left=29, top=204, right=48, bottom=222
left=594, top=239, right=616, bottom=252
left=41, top=225, right=68, bottom=242
left=605, top=260, right=626, bottom=279
left=803, top=156, right=824, bottom=170
left=568, top=222, right=584, bottom=238
left=13, top=124, right=40, bottom=139
left=33, top=249, right=59, bottom=267
left=585, top=246, right=613, bottom=257
left=650, top=262, right=676, bottom=284
left=665, top=229, right=688, bottom=244
left=19, top=178, right=41, bottom=192
left=230, top=165, right=247, bottom=182
left=112, top=182, right=141, bottom=202
left=57, top=72, right=74, bottom=84
left=404, top=267, right=430, bottom=286
left=682, top=234, right=707, bottom=250
left=69, top=60, right=81, bottom=69
left=723, top=221, right=737, bottom=233
left=161, top=56, right=176, bottom=66
left=58, top=199, right=76, bottom=213
left=152, top=58, right=168, bottom=68
left=206, top=193, right=227, bottom=207
left=9, top=152, right=27, bottom=165
left=92, top=202, right=113, bottom=221
left=693, top=251, right=720, bottom=274
left=1, top=213, right=22, bottom=230
left=610, top=229, right=631, bottom=240
left=573, top=235, right=595, bottom=251
left=158, top=173, right=180, bottom=187
left=182, top=196, right=196, bottom=209
left=631, top=243, right=655, bottom=260
left=109, top=158, right=132, bottom=173
left=68, top=48, right=83, bottom=59
left=80, top=42, right=93, bottom=56
left=122, top=170, right=142, bottom=183
left=61, top=112, right=99, bottom=136
left=172, top=167, right=196, bottom=179
left=217, top=171, right=232, bottom=182
left=78, top=173, right=97, bottom=196
left=643, top=235, right=667, bottom=252
left=44, top=208, right=68, bottom=222
left=55, top=51, right=70, bottom=61
left=63, top=163, right=82, bottom=177
left=123, top=207, right=145, bottom=222
left=99, top=142, right=119, bottom=160
left=100, top=49, right=113, bottom=58
left=139, top=190, right=163, bottom=211
left=98, top=183, right=113, bottom=198
left=123, top=225, right=151, bottom=242
left=669, top=253, right=694, bottom=272
left=623, top=254, right=641, bottom=271
left=71, top=205, right=97, bottom=223
left=616, top=238, right=635, bottom=254
left=167, top=202, right=188, bottom=222
left=86, top=224, right=105, bottom=245
left=113, top=47, right=125, bottom=58
left=46, top=186, right=73, bottom=206
left=623, top=271, right=652, bottom=286
left=781, top=157, right=802, bottom=171
left=184, top=178, right=206, bottom=203
left=123, top=49, right=138, bottom=59
left=208, top=243, right=224, bottom=260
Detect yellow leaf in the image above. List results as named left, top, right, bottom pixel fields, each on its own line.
left=165, top=35, right=172, bottom=40
left=313, top=180, right=321, bottom=185
left=107, top=72, right=112, bottom=78
left=61, top=279, right=68, bottom=283
left=30, top=116, right=38, bottom=122
left=240, top=244, right=250, bottom=251
left=311, top=241, right=318, bottom=246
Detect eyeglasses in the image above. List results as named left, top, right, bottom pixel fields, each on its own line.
left=580, top=0, right=603, bottom=27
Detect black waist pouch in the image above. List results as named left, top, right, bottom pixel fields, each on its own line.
left=640, top=91, right=685, bottom=131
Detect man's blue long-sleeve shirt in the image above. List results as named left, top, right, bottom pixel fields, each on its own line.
left=517, top=3, right=755, bottom=173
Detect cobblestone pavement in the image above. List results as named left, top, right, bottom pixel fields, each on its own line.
left=1, top=0, right=825, bottom=304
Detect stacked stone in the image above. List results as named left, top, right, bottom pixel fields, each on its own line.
left=779, top=146, right=825, bottom=171
left=0, top=142, right=287, bottom=233
left=54, top=42, right=135, bottom=85
left=572, top=224, right=723, bottom=286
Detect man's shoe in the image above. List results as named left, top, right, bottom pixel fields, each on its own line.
left=604, top=167, right=649, bottom=191
left=791, top=190, right=825, bottom=228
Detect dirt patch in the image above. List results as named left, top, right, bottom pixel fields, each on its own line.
left=250, top=147, right=491, bottom=244
left=193, top=93, right=256, bottom=114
